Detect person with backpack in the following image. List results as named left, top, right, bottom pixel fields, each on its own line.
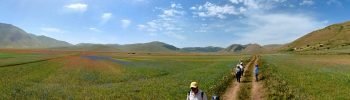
left=254, top=64, right=259, bottom=82
left=187, top=82, right=207, bottom=100
left=235, top=65, right=241, bottom=83
left=239, top=60, right=244, bottom=66
left=239, top=63, right=244, bottom=76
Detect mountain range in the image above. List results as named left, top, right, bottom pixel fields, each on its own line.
left=1, top=21, right=350, bottom=53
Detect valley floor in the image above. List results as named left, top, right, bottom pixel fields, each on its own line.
left=1, top=49, right=349, bottom=99
left=0, top=49, right=248, bottom=99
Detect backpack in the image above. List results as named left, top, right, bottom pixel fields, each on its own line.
left=188, top=90, right=204, bottom=99
left=236, top=67, right=241, bottom=73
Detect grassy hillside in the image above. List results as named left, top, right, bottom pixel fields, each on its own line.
left=222, top=44, right=273, bottom=54
left=241, top=44, right=263, bottom=54
left=119, top=41, right=179, bottom=52
left=222, top=44, right=246, bottom=52
left=53, top=41, right=179, bottom=52
left=286, top=21, right=350, bottom=51
left=0, top=23, right=71, bottom=48
left=181, top=46, right=224, bottom=52
left=262, top=44, right=283, bottom=53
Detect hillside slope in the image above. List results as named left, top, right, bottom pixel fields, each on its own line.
left=53, top=41, right=180, bottom=52
left=0, top=23, right=71, bottom=48
left=181, top=46, right=224, bottom=52
left=286, top=21, right=350, bottom=51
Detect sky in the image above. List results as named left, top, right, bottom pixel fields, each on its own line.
left=0, top=0, right=350, bottom=47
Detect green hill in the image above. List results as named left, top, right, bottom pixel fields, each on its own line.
left=118, top=41, right=180, bottom=52
left=222, top=44, right=264, bottom=54
left=286, top=21, right=350, bottom=51
left=53, top=41, right=180, bottom=52
left=222, top=44, right=246, bottom=52
left=181, top=46, right=224, bottom=52
left=0, top=23, right=71, bottom=48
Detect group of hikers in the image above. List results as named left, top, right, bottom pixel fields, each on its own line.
left=186, top=60, right=259, bottom=100
left=235, top=60, right=259, bottom=83
left=235, top=60, right=245, bottom=83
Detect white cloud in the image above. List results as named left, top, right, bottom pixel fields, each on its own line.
left=121, top=19, right=131, bottom=28
left=137, top=24, right=146, bottom=30
left=228, top=0, right=261, bottom=9
left=228, top=13, right=325, bottom=45
left=89, top=28, right=102, bottom=32
left=193, top=2, right=239, bottom=19
left=194, top=24, right=208, bottom=33
left=327, top=0, right=342, bottom=6
left=101, top=13, right=113, bottom=23
left=64, top=3, right=88, bottom=12
left=158, top=3, right=185, bottom=19
left=300, top=0, right=314, bottom=6
left=159, top=9, right=184, bottom=18
left=171, top=3, right=183, bottom=9
left=190, top=6, right=196, bottom=10
left=230, top=0, right=240, bottom=4
left=138, top=3, right=186, bottom=39
left=189, top=0, right=324, bottom=45
left=192, top=0, right=286, bottom=19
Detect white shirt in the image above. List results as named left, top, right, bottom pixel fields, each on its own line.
left=235, top=67, right=241, bottom=73
left=239, top=64, right=244, bottom=69
left=186, top=90, right=207, bottom=100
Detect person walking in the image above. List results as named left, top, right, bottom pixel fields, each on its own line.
left=254, top=64, right=259, bottom=82
left=235, top=65, right=241, bottom=83
left=239, top=63, right=244, bottom=76
left=239, top=60, right=244, bottom=66
left=187, top=82, right=208, bottom=100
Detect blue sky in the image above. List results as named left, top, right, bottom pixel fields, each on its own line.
left=1, top=0, right=350, bottom=47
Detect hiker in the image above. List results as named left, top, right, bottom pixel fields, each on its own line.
left=239, top=63, right=244, bottom=76
left=239, top=60, right=244, bottom=66
left=235, top=65, right=241, bottom=83
left=187, top=82, right=208, bottom=100
left=254, top=64, right=259, bottom=81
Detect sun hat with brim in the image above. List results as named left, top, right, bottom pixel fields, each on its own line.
left=190, top=82, right=198, bottom=88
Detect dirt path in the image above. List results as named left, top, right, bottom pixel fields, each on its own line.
left=222, top=80, right=241, bottom=100
left=222, top=56, right=257, bottom=100
left=251, top=56, right=265, bottom=100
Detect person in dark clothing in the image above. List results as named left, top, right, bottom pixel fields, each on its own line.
left=235, top=65, right=241, bottom=83
left=254, top=64, right=259, bottom=82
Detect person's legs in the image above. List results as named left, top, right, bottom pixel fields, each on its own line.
left=255, top=74, right=258, bottom=81
left=236, top=73, right=239, bottom=82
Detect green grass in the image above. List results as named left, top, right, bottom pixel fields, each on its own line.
left=261, top=54, right=350, bottom=99
left=0, top=52, right=75, bottom=67
left=0, top=51, right=248, bottom=99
